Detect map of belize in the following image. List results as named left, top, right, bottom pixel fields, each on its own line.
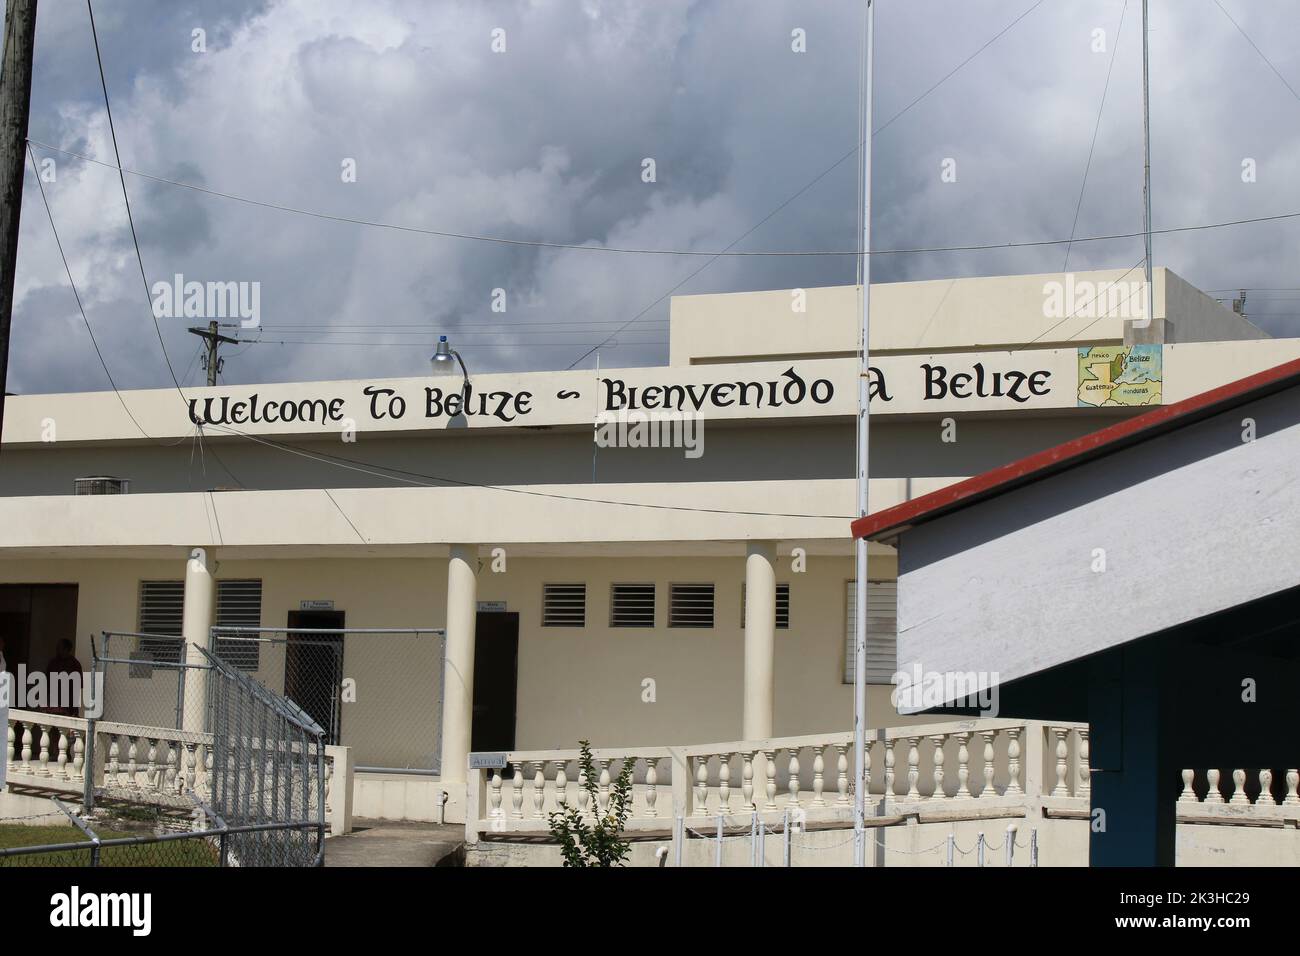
left=1077, top=344, right=1162, bottom=407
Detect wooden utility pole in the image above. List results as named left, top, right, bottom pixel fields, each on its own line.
left=0, top=0, right=38, bottom=458
left=188, top=321, right=239, bottom=386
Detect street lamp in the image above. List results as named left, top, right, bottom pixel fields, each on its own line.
left=431, top=335, right=471, bottom=404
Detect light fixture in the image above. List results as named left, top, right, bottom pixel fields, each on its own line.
left=431, top=335, right=471, bottom=401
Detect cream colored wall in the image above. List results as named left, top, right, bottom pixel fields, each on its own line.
left=668, top=269, right=1269, bottom=367
left=0, top=551, right=914, bottom=768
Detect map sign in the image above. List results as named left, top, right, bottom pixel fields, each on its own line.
left=1077, top=345, right=1162, bottom=408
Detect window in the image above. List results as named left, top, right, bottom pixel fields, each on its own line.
left=843, top=580, right=897, bottom=685
left=669, top=583, right=714, bottom=629
left=215, top=579, right=263, bottom=670
left=610, top=584, right=655, bottom=628
left=137, top=580, right=184, bottom=665
left=542, top=584, right=586, bottom=627
left=741, top=583, right=791, bottom=629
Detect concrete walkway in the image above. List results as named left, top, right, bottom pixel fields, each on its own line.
left=323, top=819, right=464, bottom=867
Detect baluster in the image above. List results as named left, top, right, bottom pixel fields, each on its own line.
left=812, top=745, right=828, bottom=807
left=6, top=721, right=13, bottom=768
left=981, top=731, right=996, bottom=797
left=743, top=752, right=756, bottom=811
left=863, top=740, right=871, bottom=795
left=693, top=755, right=709, bottom=817
left=1006, top=728, right=1024, bottom=796
left=597, top=759, right=612, bottom=816
left=905, top=736, right=921, bottom=800
left=1285, top=770, right=1300, bottom=806
left=1078, top=729, right=1090, bottom=799
left=642, top=758, right=656, bottom=817
left=169, top=743, right=183, bottom=793
left=37, top=724, right=51, bottom=777
left=1051, top=728, right=1069, bottom=797
left=929, top=735, right=946, bottom=799
left=1206, top=768, right=1224, bottom=803
left=1258, top=769, right=1275, bottom=807
left=531, top=761, right=547, bottom=819
left=21, top=723, right=34, bottom=773
left=763, top=749, right=778, bottom=811
left=718, top=754, right=732, bottom=814
left=56, top=728, right=69, bottom=780
left=510, top=762, right=525, bottom=819
left=955, top=733, right=973, bottom=799
left=323, top=757, right=333, bottom=816
left=106, top=734, right=119, bottom=785
left=577, top=766, right=590, bottom=815
left=71, top=731, right=84, bottom=783
left=884, top=739, right=896, bottom=799
left=183, top=742, right=196, bottom=793
left=835, top=745, right=850, bottom=805
left=489, top=767, right=504, bottom=817
left=146, top=738, right=159, bottom=790
left=1179, top=769, right=1197, bottom=802
left=786, top=749, right=801, bottom=808
left=126, top=736, right=139, bottom=790
left=1229, top=769, right=1248, bottom=805
left=554, top=760, right=569, bottom=809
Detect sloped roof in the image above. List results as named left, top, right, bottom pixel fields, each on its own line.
left=853, top=355, right=1300, bottom=542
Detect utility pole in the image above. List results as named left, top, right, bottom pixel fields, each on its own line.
left=0, top=0, right=38, bottom=458
left=1140, top=0, right=1155, bottom=335
left=852, top=0, right=875, bottom=869
left=188, top=321, right=239, bottom=386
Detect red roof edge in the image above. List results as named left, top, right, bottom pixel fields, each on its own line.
left=852, top=353, right=1300, bottom=542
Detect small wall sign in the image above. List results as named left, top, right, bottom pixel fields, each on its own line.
left=469, top=752, right=508, bottom=770
left=477, top=601, right=507, bottom=613
left=300, top=600, right=335, bottom=611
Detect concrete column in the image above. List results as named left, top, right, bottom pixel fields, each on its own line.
left=743, top=541, right=777, bottom=741
left=439, top=545, right=478, bottom=791
left=181, top=547, right=215, bottom=733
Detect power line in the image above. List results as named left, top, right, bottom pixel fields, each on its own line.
left=1212, top=0, right=1300, bottom=103
left=24, top=142, right=150, bottom=439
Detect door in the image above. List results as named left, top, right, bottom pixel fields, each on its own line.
left=285, top=610, right=345, bottom=744
left=470, top=611, right=519, bottom=753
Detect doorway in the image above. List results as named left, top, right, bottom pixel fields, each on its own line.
left=285, top=610, right=345, bottom=744
left=0, top=584, right=79, bottom=674
left=470, top=611, right=519, bottom=753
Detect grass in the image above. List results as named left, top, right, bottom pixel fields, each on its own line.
left=0, top=823, right=219, bottom=867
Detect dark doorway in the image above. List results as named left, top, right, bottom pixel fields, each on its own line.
left=0, top=584, right=79, bottom=674
left=471, top=611, right=519, bottom=753
left=285, top=610, right=345, bottom=744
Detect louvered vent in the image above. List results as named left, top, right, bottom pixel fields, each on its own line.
left=669, top=583, right=715, bottom=629
left=610, top=584, right=655, bottom=628
left=843, top=580, right=898, bottom=685
left=215, top=579, right=263, bottom=670
left=742, top=583, right=790, bottom=629
left=542, top=584, right=586, bottom=627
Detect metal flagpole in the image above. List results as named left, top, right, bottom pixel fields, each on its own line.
left=1141, top=0, right=1154, bottom=331
left=853, top=0, right=876, bottom=869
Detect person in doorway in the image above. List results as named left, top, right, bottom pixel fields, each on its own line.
left=45, top=639, right=84, bottom=717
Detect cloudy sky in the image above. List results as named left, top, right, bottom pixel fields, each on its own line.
left=8, top=0, right=1300, bottom=394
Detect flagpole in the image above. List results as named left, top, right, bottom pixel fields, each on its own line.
left=1141, top=0, right=1154, bottom=330
left=852, top=0, right=876, bottom=869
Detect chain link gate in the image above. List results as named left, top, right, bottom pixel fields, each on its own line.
left=87, top=633, right=327, bottom=866
left=208, top=626, right=446, bottom=774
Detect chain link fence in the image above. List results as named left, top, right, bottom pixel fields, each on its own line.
left=0, top=800, right=319, bottom=868
left=209, top=626, right=445, bottom=774
left=83, top=634, right=326, bottom=865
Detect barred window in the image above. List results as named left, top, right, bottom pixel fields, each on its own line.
left=843, top=580, right=898, bottom=685
left=669, top=584, right=715, bottom=629
left=610, top=584, right=655, bottom=628
left=741, top=583, right=791, bottom=629
left=542, top=584, right=586, bottom=627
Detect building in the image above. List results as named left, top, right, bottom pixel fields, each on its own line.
left=0, top=265, right=1290, bottom=830
left=853, top=354, right=1300, bottom=866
